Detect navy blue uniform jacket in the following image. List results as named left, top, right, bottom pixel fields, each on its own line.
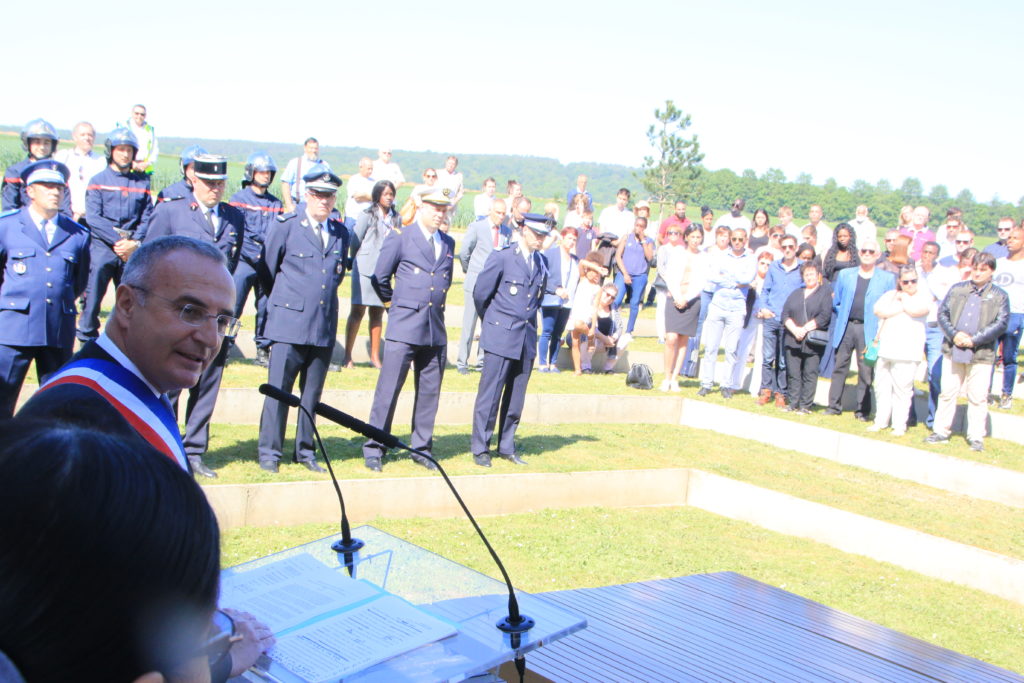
left=0, top=208, right=90, bottom=348
left=371, top=223, right=455, bottom=347
left=85, top=166, right=153, bottom=246
left=145, top=198, right=242, bottom=272
left=473, top=243, right=548, bottom=361
left=229, top=187, right=283, bottom=263
left=262, top=212, right=349, bottom=346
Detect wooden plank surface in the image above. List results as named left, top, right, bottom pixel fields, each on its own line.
left=526, top=572, right=1023, bottom=683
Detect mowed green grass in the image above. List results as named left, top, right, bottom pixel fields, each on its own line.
left=220, top=507, right=1024, bottom=674
left=201, top=421, right=1024, bottom=562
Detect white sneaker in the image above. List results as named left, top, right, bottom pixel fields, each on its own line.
left=866, top=424, right=884, bottom=433
left=659, top=379, right=671, bottom=392
left=891, top=429, right=906, bottom=437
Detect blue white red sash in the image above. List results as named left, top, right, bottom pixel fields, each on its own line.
left=39, top=358, right=188, bottom=471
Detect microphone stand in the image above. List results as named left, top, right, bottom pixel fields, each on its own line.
left=314, top=401, right=535, bottom=634
left=258, top=385, right=364, bottom=568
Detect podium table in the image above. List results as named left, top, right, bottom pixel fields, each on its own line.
left=225, top=525, right=586, bottom=682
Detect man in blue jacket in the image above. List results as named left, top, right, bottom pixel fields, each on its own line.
left=228, top=152, right=282, bottom=367
left=824, top=237, right=895, bottom=419
left=361, top=189, right=456, bottom=472
left=0, top=161, right=90, bottom=416
left=470, top=213, right=552, bottom=466
left=753, top=233, right=803, bottom=406
left=257, top=167, right=348, bottom=473
left=78, top=127, right=153, bottom=343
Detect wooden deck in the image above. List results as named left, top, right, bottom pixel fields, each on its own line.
left=528, top=572, right=1022, bottom=682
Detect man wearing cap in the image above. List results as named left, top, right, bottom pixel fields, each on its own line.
left=77, top=128, right=154, bottom=345
left=146, top=154, right=243, bottom=477
left=257, top=167, right=348, bottom=473
left=0, top=161, right=90, bottom=417
left=156, top=145, right=207, bottom=202
left=470, top=213, right=551, bottom=467
left=360, top=189, right=456, bottom=472
left=3, top=119, right=72, bottom=217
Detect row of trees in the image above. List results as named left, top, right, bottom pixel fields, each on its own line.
left=638, top=101, right=1021, bottom=236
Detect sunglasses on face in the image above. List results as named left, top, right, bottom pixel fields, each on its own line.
left=901, top=278, right=918, bottom=284
left=955, top=240, right=971, bottom=244
left=730, top=237, right=746, bottom=243
left=666, top=230, right=681, bottom=235
left=860, top=249, right=877, bottom=255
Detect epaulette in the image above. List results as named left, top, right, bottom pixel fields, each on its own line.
left=0, top=208, right=18, bottom=220
left=497, top=242, right=511, bottom=250
left=159, top=195, right=186, bottom=203
left=277, top=211, right=296, bottom=223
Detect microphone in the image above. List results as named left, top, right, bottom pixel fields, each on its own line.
left=314, top=400, right=535, bottom=634
left=258, top=384, right=364, bottom=555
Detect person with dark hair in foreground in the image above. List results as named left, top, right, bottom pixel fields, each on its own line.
left=0, top=418, right=272, bottom=682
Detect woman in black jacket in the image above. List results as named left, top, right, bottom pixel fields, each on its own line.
left=781, top=261, right=833, bottom=413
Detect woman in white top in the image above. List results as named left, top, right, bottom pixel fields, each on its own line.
left=869, top=264, right=931, bottom=436
left=661, top=224, right=707, bottom=391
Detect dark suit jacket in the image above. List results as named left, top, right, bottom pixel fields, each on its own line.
left=474, top=243, right=548, bottom=361
left=371, top=223, right=455, bottom=347
left=0, top=208, right=90, bottom=348
left=16, top=341, right=163, bottom=447
left=145, top=197, right=242, bottom=271
left=262, top=211, right=348, bottom=346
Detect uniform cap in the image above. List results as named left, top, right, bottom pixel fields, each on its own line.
left=303, top=164, right=342, bottom=193
left=21, top=159, right=69, bottom=186
left=521, top=212, right=555, bottom=236
left=193, top=154, right=229, bottom=180
left=420, top=188, right=453, bottom=207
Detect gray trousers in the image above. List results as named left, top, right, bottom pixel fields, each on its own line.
left=456, top=275, right=483, bottom=370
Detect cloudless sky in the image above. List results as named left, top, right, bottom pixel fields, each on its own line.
left=8, top=0, right=1022, bottom=202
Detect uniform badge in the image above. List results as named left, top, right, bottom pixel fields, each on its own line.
left=336, top=261, right=344, bottom=275
left=509, top=285, right=518, bottom=295
left=12, top=261, right=27, bottom=275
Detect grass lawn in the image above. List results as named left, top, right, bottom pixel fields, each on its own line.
left=220, top=506, right=1024, bottom=674
left=201, top=422, right=1024, bottom=562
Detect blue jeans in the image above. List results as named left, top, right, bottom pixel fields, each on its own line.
left=613, top=271, right=649, bottom=334
left=538, top=306, right=571, bottom=367
left=999, top=313, right=1023, bottom=396
left=924, top=324, right=943, bottom=429
left=760, top=317, right=787, bottom=395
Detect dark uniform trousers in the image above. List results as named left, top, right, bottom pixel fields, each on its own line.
left=78, top=242, right=124, bottom=341
left=361, top=223, right=455, bottom=461
left=229, top=188, right=281, bottom=351
left=827, top=320, right=874, bottom=417
left=0, top=209, right=90, bottom=416
left=470, top=245, right=547, bottom=456
left=146, top=197, right=242, bottom=457
left=256, top=210, right=348, bottom=465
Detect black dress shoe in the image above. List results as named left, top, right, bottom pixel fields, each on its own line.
left=188, top=456, right=217, bottom=479
left=259, top=460, right=279, bottom=474
left=824, top=408, right=841, bottom=416
left=365, top=456, right=382, bottom=472
left=473, top=452, right=492, bottom=467
left=498, top=451, right=528, bottom=465
left=300, top=460, right=327, bottom=473
left=411, top=453, right=439, bottom=470
left=854, top=414, right=869, bottom=422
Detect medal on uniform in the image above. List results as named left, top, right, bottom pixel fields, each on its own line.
left=336, top=261, right=344, bottom=275
left=509, top=285, right=518, bottom=295
left=12, top=261, right=27, bottom=275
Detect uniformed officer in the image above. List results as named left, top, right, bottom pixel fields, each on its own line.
left=256, top=166, right=348, bottom=473
left=156, top=144, right=206, bottom=202
left=2, top=119, right=72, bottom=217
left=361, top=188, right=456, bottom=472
left=77, top=127, right=154, bottom=343
left=470, top=213, right=552, bottom=466
left=228, top=151, right=282, bottom=367
left=146, top=154, right=243, bottom=478
left=0, top=161, right=90, bottom=416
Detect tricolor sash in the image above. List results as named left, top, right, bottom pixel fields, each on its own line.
left=39, top=358, right=187, bottom=471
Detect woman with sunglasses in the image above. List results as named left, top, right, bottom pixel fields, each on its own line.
left=868, top=265, right=931, bottom=436
left=0, top=418, right=273, bottom=682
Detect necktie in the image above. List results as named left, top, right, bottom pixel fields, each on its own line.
left=39, top=219, right=52, bottom=245
left=205, top=208, right=217, bottom=232
left=433, top=234, right=441, bottom=261
left=492, top=225, right=499, bottom=247
left=318, top=223, right=328, bottom=249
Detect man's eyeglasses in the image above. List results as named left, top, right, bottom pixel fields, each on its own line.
left=730, top=237, right=746, bottom=243
left=860, top=249, right=878, bottom=255
left=666, top=230, right=681, bottom=236
left=955, top=239, right=972, bottom=245
left=781, top=244, right=797, bottom=251
left=901, top=278, right=918, bottom=285
left=425, top=174, right=437, bottom=179
left=132, top=286, right=241, bottom=337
